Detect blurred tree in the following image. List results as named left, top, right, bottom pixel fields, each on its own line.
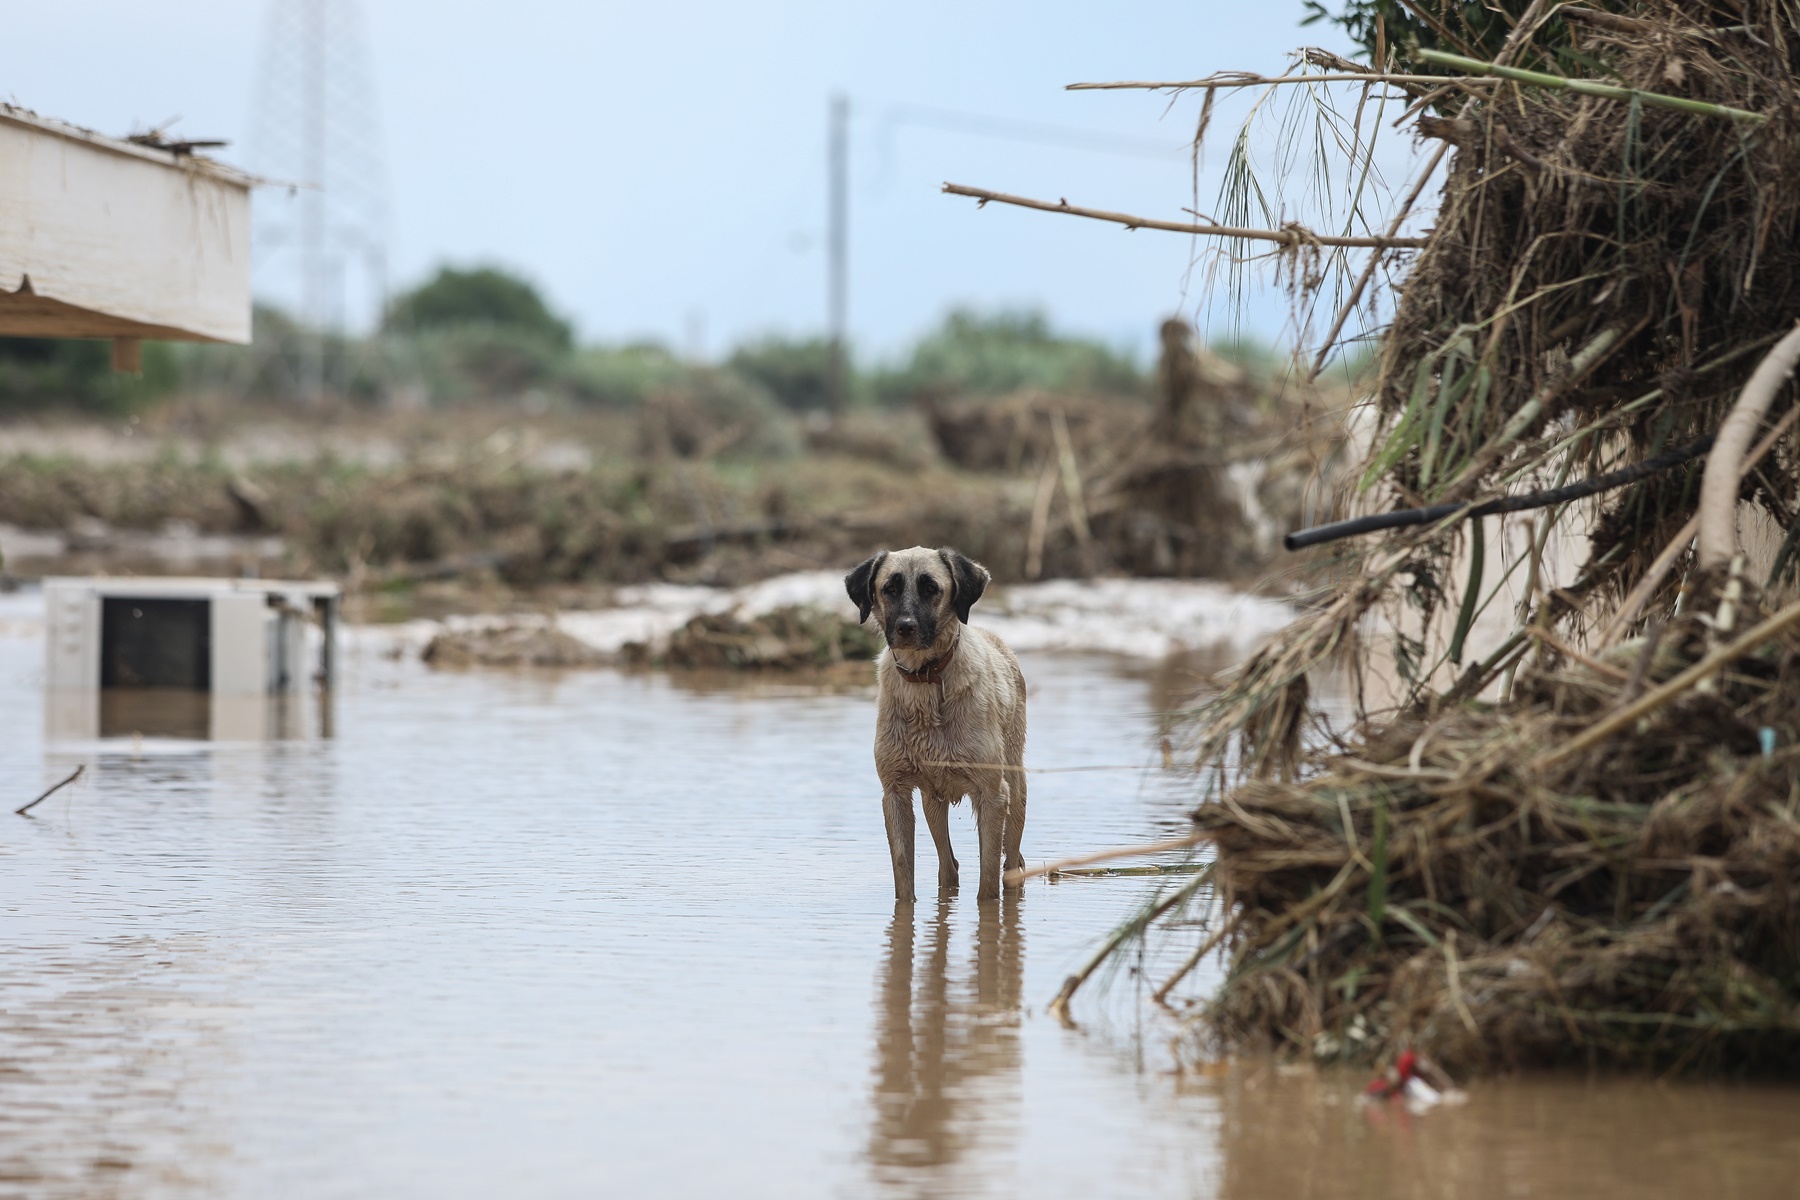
left=564, top=342, right=687, bottom=408
left=727, top=336, right=836, bottom=411
left=0, top=336, right=174, bottom=413
left=874, top=308, right=1143, bottom=404
left=382, top=265, right=572, bottom=350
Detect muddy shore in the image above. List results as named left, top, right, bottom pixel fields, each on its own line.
left=0, top=374, right=1346, bottom=607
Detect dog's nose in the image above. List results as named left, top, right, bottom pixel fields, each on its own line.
left=895, top=617, right=918, bottom=636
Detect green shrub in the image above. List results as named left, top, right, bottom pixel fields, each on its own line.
left=383, top=265, right=572, bottom=350
left=384, top=323, right=565, bottom=402
left=562, top=342, right=687, bottom=408
left=873, top=308, right=1143, bottom=404
left=727, top=336, right=837, bottom=411
left=0, top=336, right=176, bottom=413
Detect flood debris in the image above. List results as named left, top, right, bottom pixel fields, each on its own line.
left=1194, top=580, right=1800, bottom=1074
left=1019, top=0, right=1800, bottom=1076
left=628, top=604, right=881, bottom=671
left=422, top=621, right=611, bottom=668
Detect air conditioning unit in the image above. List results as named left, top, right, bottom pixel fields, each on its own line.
left=43, top=576, right=339, bottom=740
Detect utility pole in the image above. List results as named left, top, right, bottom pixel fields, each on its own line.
left=826, top=92, right=849, bottom=416
left=299, top=0, right=326, bottom=403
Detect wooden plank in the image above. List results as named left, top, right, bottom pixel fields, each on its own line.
left=0, top=105, right=252, bottom=343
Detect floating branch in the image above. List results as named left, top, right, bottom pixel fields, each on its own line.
left=1052, top=863, right=1210, bottom=878
left=17, top=764, right=83, bottom=816
left=1415, top=48, right=1769, bottom=123
left=941, top=184, right=1432, bottom=250
left=1005, top=832, right=1207, bottom=886
left=1285, top=432, right=1716, bottom=550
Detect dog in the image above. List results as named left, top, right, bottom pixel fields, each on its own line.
left=844, top=546, right=1027, bottom=902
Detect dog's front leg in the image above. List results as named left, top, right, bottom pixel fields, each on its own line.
left=881, top=785, right=917, bottom=903
left=922, top=792, right=958, bottom=893
left=974, top=780, right=1008, bottom=900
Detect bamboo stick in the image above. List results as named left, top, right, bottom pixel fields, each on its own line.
left=941, top=184, right=1432, bottom=250
left=1415, top=49, right=1768, bottom=123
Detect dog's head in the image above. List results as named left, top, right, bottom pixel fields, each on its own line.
left=845, top=546, right=990, bottom=652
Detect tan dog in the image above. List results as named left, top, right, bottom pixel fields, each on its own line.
left=845, top=546, right=1027, bottom=902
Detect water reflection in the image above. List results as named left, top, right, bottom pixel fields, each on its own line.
left=869, top=897, right=1023, bottom=1196
left=0, top=934, right=235, bottom=1197
left=1207, top=1064, right=1800, bottom=1198
left=44, top=688, right=332, bottom=742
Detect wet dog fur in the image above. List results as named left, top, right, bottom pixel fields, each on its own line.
left=845, top=546, right=1026, bottom=902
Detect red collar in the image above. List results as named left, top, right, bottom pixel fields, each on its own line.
left=893, top=638, right=958, bottom=684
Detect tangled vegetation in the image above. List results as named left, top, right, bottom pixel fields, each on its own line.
left=1016, top=0, right=1800, bottom=1075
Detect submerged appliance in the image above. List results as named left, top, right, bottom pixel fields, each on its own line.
left=43, top=577, right=338, bottom=740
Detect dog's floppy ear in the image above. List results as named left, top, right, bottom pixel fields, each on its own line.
left=844, top=550, right=888, bottom=623
left=937, top=547, right=989, bottom=624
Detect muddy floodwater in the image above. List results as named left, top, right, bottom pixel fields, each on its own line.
left=3, top=592, right=1800, bottom=1199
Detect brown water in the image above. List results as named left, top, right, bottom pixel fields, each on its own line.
left=3, top=616, right=1799, bottom=1199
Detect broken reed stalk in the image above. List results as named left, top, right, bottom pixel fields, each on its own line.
left=1066, top=71, right=1479, bottom=92
left=1698, top=323, right=1800, bottom=570
left=1025, top=460, right=1055, bottom=580
left=1152, top=912, right=1239, bottom=1007
left=1414, top=48, right=1770, bottom=123
left=1440, top=324, right=1624, bottom=498
left=1535, top=598, right=1800, bottom=770
left=17, top=764, right=83, bottom=816
left=1048, top=407, right=1093, bottom=547
left=1307, top=142, right=1449, bottom=383
left=1306, top=0, right=1548, bottom=380
left=1047, top=865, right=1213, bottom=1025
left=940, top=184, right=1431, bottom=249
left=1005, top=833, right=1207, bottom=885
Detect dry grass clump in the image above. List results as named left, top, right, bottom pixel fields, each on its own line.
left=1194, top=574, right=1800, bottom=1074
left=1025, top=1, right=1800, bottom=1074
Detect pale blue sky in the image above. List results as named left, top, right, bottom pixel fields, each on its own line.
left=3, top=1, right=1418, bottom=362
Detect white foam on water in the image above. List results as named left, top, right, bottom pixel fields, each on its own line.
left=551, top=571, right=1297, bottom=661
left=8, top=570, right=1299, bottom=665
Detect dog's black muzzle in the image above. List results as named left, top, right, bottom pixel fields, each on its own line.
left=884, top=601, right=936, bottom=650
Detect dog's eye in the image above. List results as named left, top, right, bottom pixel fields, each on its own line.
left=882, top=577, right=902, bottom=595
left=917, top=578, right=938, bottom=596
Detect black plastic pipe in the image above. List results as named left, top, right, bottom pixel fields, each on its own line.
left=1283, top=433, right=1716, bottom=551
